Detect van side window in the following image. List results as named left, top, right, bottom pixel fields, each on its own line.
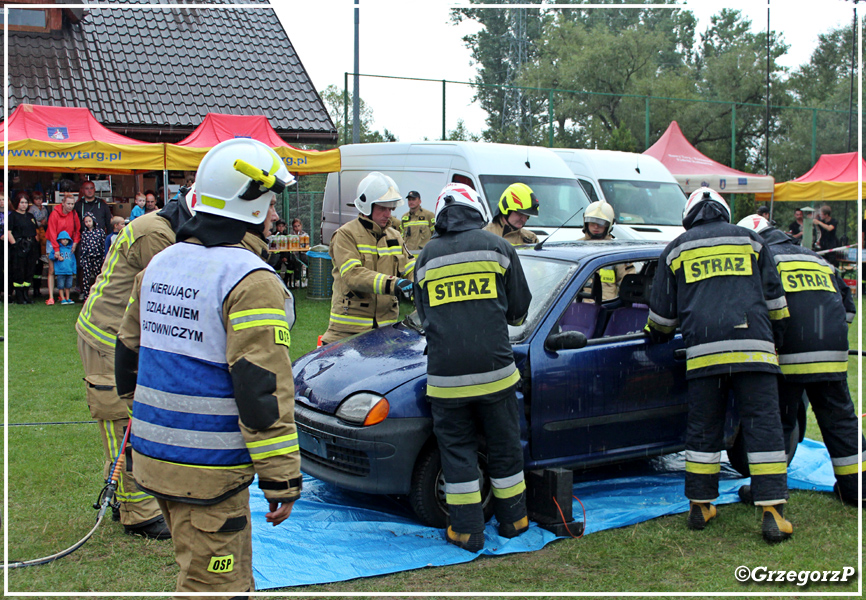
left=452, top=174, right=476, bottom=190
left=577, top=179, right=599, bottom=203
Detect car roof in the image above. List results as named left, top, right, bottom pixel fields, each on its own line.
left=515, top=239, right=666, bottom=262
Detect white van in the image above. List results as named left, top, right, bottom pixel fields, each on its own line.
left=322, top=142, right=592, bottom=244
left=552, top=149, right=687, bottom=241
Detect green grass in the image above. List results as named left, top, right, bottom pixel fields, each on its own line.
left=3, top=293, right=862, bottom=595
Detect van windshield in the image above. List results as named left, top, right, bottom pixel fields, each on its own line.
left=598, top=180, right=686, bottom=227
left=479, top=175, right=590, bottom=228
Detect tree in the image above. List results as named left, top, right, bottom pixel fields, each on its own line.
left=451, top=1, right=547, bottom=144
left=319, top=84, right=398, bottom=145
left=771, top=24, right=858, bottom=181
left=446, top=119, right=481, bottom=142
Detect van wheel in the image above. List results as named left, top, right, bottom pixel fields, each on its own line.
left=727, top=419, right=800, bottom=478
left=409, top=443, right=494, bottom=529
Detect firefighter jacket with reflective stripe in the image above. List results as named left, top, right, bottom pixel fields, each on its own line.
left=761, top=227, right=854, bottom=381
left=414, top=227, right=532, bottom=401
left=76, top=212, right=175, bottom=350
left=401, top=207, right=435, bottom=251
left=646, top=219, right=789, bottom=379
left=483, top=218, right=539, bottom=246
left=117, top=232, right=300, bottom=505
left=324, top=215, right=414, bottom=340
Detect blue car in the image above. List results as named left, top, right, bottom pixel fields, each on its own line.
left=293, top=241, right=796, bottom=527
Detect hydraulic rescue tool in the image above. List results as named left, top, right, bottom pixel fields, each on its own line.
left=4, top=424, right=131, bottom=568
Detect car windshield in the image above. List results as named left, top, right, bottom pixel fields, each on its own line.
left=479, top=175, right=590, bottom=229
left=508, top=255, right=577, bottom=342
left=404, top=255, right=577, bottom=343
left=598, top=180, right=686, bottom=226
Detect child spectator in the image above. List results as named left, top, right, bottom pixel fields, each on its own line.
left=105, top=216, right=125, bottom=255
left=79, top=213, right=106, bottom=302
left=129, top=193, right=146, bottom=221
left=50, top=231, right=77, bottom=305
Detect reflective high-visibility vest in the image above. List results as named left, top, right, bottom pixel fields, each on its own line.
left=132, top=243, right=281, bottom=467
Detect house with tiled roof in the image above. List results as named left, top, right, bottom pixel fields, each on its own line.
left=6, top=0, right=337, bottom=144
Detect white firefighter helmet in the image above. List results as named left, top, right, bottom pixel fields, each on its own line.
left=683, top=186, right=731, bottom=224
left=354, top=172, right=403, bottom=216
left=583, top=200, right=616, bottom=238
left=736, top=214, right=772, bottom=234
left=434, top=182, right=492, bottom=225
left=195, top=138, right=294, bottom=224
left=182, top=184, right=197, bottom=216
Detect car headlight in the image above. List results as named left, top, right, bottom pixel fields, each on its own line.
left=335, top=392, right=390, bottom=426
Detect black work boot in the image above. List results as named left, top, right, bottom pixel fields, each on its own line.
left=687, top=501, right=717, bottom=530
left=445, top=526, right=484, bottom=552
left=124, top=515, right=171, bottom=540
left=498, top=515, right=529, bottom=539
left=738, top=485, right=753, bottom=505
left=761, top=504, right=792, bottom=543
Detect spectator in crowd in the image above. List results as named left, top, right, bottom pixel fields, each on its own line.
left=0, top=190, right=6, bottom=300
left=8, top=192, right=39, bottom=304
left=267, top=219, right=292, bottom=285
left=787, top=209, right=805, bottom=243
left=105, top=216, right=125, bottom=255
left=79, top=213, right=106, bottom=302
left=46, top=191, right=81, bottom=305
left=290, top=217, right=309, bottom=287
left=813, top=205, right=839, bottom=266
left=50, top=231, right=77, bottom=305
left=756, top=205, right=772, bottom=224
left=129, top=193, right=147, bottom=221
left=75, top=180, right=113, bottom=234
left=28, top=190, right=49, bottom=298
left=144, top=191, right=158, bottom=213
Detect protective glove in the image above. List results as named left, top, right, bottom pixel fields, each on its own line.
left=394, top=278, right=413, bottom=301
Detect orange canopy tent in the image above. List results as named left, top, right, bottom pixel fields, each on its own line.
left=644, top=121, right=774, bottom=194
left=165, top=113, right=340, bottom=174
left=755, top=152, right=864, bottom=203
left=1, top=104, right=165, bottom=173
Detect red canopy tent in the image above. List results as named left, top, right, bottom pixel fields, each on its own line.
left=755, top=152, right=864, bottom=203
left=644, top=121, right=774, bottom=194
left=165, top=113, right=340, bottom=174
left=1, top=103, right=165, bottom=173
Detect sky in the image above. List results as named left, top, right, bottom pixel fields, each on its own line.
left=271, top=0, right=861, bottom=144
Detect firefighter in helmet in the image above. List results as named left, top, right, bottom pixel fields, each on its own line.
left=116, top=138, right=301, bottom=594
left=581, top=200, right=634, bottom=302
left=645, top=187, right=793, bottom=544
left=483, top=182, right=540, bottom=245
left=321, top=172, right=415, bottom=345
left=415, top=183, right=532, bottom=552
left=737, top=214, right=863, bottom=508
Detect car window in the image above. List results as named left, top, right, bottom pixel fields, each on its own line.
left=479, top=174, right=590, bottom=229
left=509, top=255, right=577, bottom=343
left=598, top=180, right=686, bottom=226
left=556, top=260, right=649, bottom=340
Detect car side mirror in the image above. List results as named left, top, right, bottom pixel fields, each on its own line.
left=545, top=330, right=588, bottom=353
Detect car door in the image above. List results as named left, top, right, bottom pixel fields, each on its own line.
left=527, top=251, right=688, bottom=466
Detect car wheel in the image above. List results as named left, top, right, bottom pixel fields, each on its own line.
left=409, top=442, right=494, bottom=529
left=727, top=418, right=800, bottom=478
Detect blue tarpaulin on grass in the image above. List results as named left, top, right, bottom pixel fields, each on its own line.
left=249, top=439, right=836, bottom=590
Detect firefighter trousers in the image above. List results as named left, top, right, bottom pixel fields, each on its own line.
left=778, top=377, right=864, bottom=501
left=431, top=390, right=526, bottom=534
left=686, top=372, right=788, bottom=505
left=78, top=336, right=163, bottom=526
left=157, top=490, right=253, bottom=599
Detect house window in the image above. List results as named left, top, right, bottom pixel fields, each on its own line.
left=2, top=8, right=50, bottom=32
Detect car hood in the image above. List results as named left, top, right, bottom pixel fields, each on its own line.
left=293, top=322, right=427, bottom=414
